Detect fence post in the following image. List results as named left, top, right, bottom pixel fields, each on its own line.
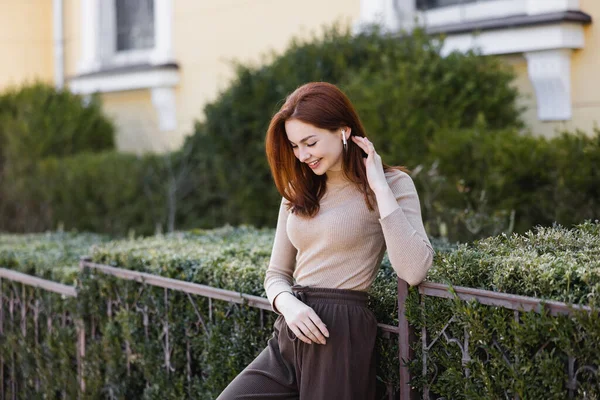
left=398, top=278, right=416, bottom=400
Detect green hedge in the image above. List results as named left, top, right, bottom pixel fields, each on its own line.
left=178, top=25, right=521, bottom=232
left=0, top=82, right=114, bottom=167
left=0, top=232, right=107, bottom=283
left=1, top=28, right=598, bottom=244
left=1, top=149, right=173, bottom=235
left=0, top=83, right=116, bottom=233
left=415, top=127, right=600, bottom=241
left=3, top=223, right=598, bottom=398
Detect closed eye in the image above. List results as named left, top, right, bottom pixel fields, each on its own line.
left=291, top=142, right=317, bottom=149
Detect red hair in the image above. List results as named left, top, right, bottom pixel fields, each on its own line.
left=265, top=82, right=407, bottom=217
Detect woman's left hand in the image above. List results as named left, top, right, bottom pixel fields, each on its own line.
left=351, top=136, right=389, bottom=194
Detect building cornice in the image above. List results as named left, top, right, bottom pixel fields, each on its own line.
left=68, top=63, right=180, bottom=94
left=427, top=10, right=592, bottom=36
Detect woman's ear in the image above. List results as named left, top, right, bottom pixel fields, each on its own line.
left=341, top=127, right=352, bottom=139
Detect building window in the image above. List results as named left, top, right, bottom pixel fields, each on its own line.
left=417, top=0, right=495, bottom=10
left=115, top=0, right=155, bottom=52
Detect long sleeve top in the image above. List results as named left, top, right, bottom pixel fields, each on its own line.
left=264, top=168, right=434, bottom=312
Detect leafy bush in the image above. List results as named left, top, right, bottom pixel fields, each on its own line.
left=1, top=222, right=598, bottom=397
left=343, top=30, right=521, bottom=167
left=416, top=126, right=600, bottom=241
left=0, top=82, right=116, bottom=233
left=0, top=82, right=114, bottom=168
left=179, top=25, right=522, bottom=230
left=0, top=231, right=107, bottom=283
left=0, top=151, right=169, bottom=235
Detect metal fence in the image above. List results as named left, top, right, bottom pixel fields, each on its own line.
left=0, top=259, right=595, bottom=399
left=0, top=268, right=84, bottom=399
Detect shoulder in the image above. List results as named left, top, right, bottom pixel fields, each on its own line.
left=384, top=168, right=418, bottom=197
left=385, top=168, right=414, bottom=187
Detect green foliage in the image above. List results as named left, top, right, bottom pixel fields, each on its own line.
left=0, top=151, right=169, bottom=235
left=1, top=222, right=599, bottom=397
left=0, top=231, right=107, bottom=283
left=179, top=24, right=521, bottom=230
left=344, top=30, right=521, bottom=167
left=429, top=221, right=600, bottom=304
left=2, top=29, right=596, bottom=245
left=415, top=127, right=600, bottom=241
left=0, top=82, right=114, bottom=168
left=0, top=82, right=117, bottom=233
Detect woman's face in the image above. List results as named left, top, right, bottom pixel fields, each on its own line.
left=285, top=119, right=349, bottom=175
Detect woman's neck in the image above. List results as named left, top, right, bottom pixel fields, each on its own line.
left=325, top=169, right=349, bottom=186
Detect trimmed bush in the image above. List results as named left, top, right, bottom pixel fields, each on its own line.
left=1, top=222, right=599, bottom=397
left=0, top=231, right=107, bottom=283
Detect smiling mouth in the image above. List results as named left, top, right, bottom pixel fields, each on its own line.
left=307, top=159, right=321, bottom=167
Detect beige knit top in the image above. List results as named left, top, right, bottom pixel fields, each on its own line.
left=264, top=168, right=434, bottom=312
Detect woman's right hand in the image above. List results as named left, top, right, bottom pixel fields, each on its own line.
left=274, top=292, right=330, bottom=345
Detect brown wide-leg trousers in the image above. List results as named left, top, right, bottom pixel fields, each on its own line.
left=216, top=285, right=378, bottom=400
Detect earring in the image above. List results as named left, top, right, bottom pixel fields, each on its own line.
left=342, top=130, right=347, bottom=151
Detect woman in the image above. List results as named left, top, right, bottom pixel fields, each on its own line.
left=217, top=82, right=433, bottom=399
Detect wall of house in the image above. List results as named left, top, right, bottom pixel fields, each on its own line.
left=101, top=90, right=163, bottom=153
left=0, top=2, right=54, bottom=91
left=170, top=0, right=361, bottom=149
left=63, top=0, right=81, bottom=79
left=568, top=0, right=600, bottom=135
left=509, top=0, right=600, bottom=137
left=60, top=0, right=360, bottom=152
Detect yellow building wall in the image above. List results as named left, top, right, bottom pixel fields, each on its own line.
left=100, top=90, right=163, bottom=153
left=171, top=0, right=361, bottom=150
left=509, top=0, right=600, bottom=137
left=60, top=0, right=598, bottom=151
left=60, top=0, right=360, bottom=152
left=0, top=1, right=54, bottom=91
left=63, top=0, right=81, bottom=79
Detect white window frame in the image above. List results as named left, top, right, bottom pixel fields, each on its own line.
left=72, top=0, right=178, bottom=131
left=78, top=0, right=173, bottom=75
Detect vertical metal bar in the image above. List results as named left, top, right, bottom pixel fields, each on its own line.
left=259, top=309, right=264, bottom=330
left=421, top=294, right=429, bottom=400
left=463, top=327, right=471, bottom=379
left=125, top=301, right=131, bottom=377
left=34, top=300, right=40, bottom=393
left=186, top=327, right=191, bottom=394
left=76, top=319, right=86, bottom=398
left=9, top=292, right=15, bottom=400
left=21, top=285, right=26, bottom=337
left=514, top=311, right=520, bottom=400
left=143, top=306, right=149, bottom=341
left=567, top=355, right=575, bottom=399
left=398, top=278, right=415, bottom=400
left=164, top=288, right=171, bottom=375
left=19, top=287, right=25, bottom=399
